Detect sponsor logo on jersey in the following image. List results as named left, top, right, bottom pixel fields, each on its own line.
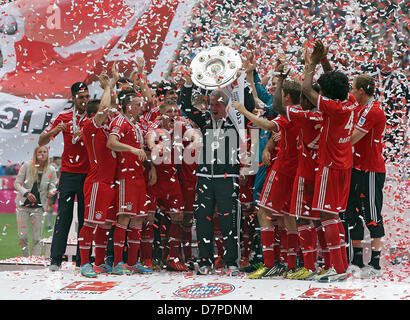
left=174, top=283, right=235, bottom=299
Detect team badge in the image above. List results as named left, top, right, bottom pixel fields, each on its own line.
left=126, top=202, right=133, bottom=211
left=174, top=283, right=235, bottom=299
left=95, top=211, right=102, bottom=220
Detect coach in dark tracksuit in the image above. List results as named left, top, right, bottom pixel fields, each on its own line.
left=180, top=77, right=254, bottom=274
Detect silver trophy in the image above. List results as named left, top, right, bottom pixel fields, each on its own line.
left=190, top=46, right=242, bottom=90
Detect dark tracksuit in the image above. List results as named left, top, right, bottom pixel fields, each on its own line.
left=180, top=84, right=254, bottom=267
left=50, top=172, right=86, bottom=266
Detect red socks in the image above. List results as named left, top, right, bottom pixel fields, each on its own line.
left=181, top=223, right=192, bottom=260
left=273, top=226, right=281, bottom=263
left=277, top=228, right=288, bottom=264
left=113, top=223, right=127, bottom=267
left=260, top=227, right=275, bottom=268
left=321, top=218, right=346, bottom=274
left=297, top=223, right=318, bottom=271
left=127, top=225, right=142, bottom=266
left=168, top=222, right=182, bottom=259
left=337, top=220, right=349, bottom=270
left=79, top=224, right=95, bottom=266
left=286, top=230, right=299, bottom=270
left=242, top=215, right=251, bottom=261
left=141, top=222, right=154, bottom=262
left=94, top=224, right=111, bottom=266
left=316, top=225, right=331, bottom=270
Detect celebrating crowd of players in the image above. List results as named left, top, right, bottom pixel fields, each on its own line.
left=38, top=39, right=389, bottom=282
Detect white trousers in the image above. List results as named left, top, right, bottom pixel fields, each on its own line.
left=15, top=206, right=45, bottom=257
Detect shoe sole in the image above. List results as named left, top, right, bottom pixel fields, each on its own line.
left=81, top=273, right=98, bottom=278
left=317, top=273, right=351, bottom=283
left=109, top=271, right=132, bottom=275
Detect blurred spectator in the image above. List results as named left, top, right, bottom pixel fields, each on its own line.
left=13, top=146, right=58, bottom=257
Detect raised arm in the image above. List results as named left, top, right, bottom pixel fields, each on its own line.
left=232, top=101, right=276, bottom=132
left=302, top=40, right=325, bottom=107
left=179, top=67, right=208, bottom=129
left=131, top=57, right=154, bottom=109
left=271, top=59, right=290, bottom=116
left=94, top=72, right=115, bottom=127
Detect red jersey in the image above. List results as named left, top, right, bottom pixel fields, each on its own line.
left=44, top=108, right=90, bottom=174
left=316, top=93, right=360, bottom=169
left=353, top=99, right=386, bottom=173
left=143, top=106, right=182, bottom=123
left=286, top=106, right=323, bottom=181
left=82, top=117, right=117, bottom=184
left=271, top=114, right=299, bottom=178
left=143, top=106, right=161, bottom=123
left=147, top=120, right=188, bottom=192
left=178, top=119, right=199, bottom=183
left=109, top=114, right=145, bottom=180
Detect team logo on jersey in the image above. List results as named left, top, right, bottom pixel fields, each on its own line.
left=174, top=283, right=235, bottom=299
left=126, top=202, right=133, bottom=211
left=95, top=211, right=103, bottom=220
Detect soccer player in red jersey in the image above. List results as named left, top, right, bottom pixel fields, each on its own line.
left=106, top=90, right=155, bottom=275
left=270, top=61, right=324, bottom=279
left=77, top=72, right=117, bottom=277
left=177, top=93, right=207, bottom=268
left=39, top=81, right=90, bottom=271
left=146, top=99, right=201, bottom=271
left=301, top=40, right=360, bottom=282
left=143, top=80, right=179, bottom=123
left=345, top=74, right=386, bottom=278
left=232, top=80, right=301, bottom=279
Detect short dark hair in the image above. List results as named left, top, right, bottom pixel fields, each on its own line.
left=118, top=88, right=138, bottom=113
left=317, top=71, right=349, bottom=101
left=116, top=77, right=132, bottom=89
left=71, top=82, right=88, bottom=96
left=354, top=74, right=375, bottom=96
left=283, top=80, right=301, bottom=105
left=155, top=80, right=177, bottom=99
left=301, top=83, right=320, bottom=106
left=86, top=99, right=100, bottom=116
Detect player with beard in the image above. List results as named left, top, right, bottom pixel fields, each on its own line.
left=106, top=90, right=155, bottom=275
left=39, top=81, right=90, bottom=271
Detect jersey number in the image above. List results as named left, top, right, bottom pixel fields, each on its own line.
left=344, top=111, right=354, bottom=134
left=307, top=133, right=320, bottom=150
